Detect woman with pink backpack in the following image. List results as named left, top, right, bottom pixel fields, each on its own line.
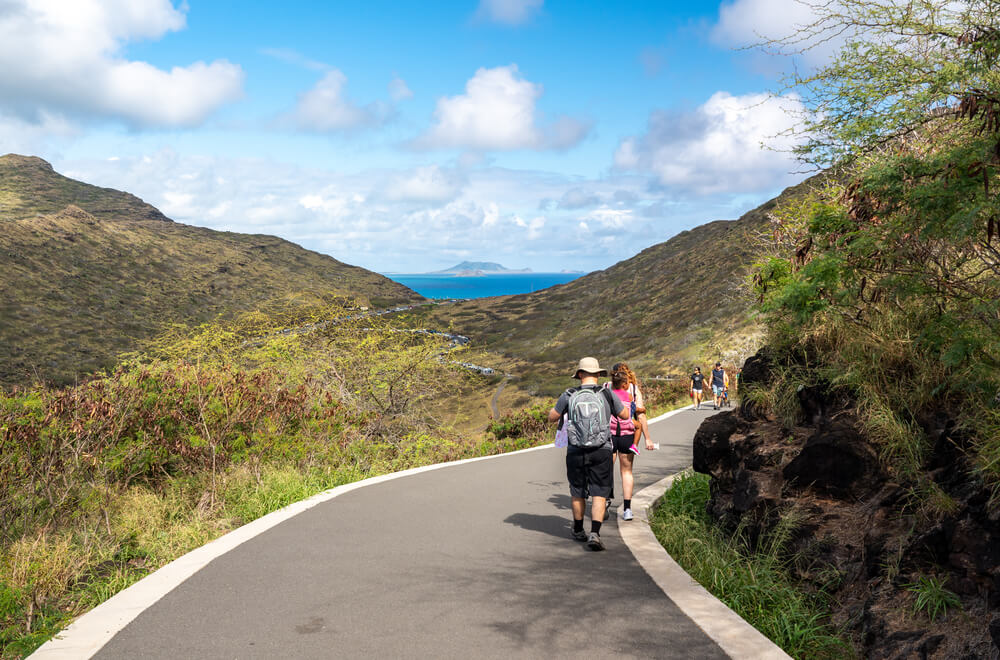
left=607, top=363, right=654, bottom=521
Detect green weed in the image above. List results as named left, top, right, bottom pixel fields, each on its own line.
left=906, top=575, right=962, bottom=622
left=651, top=471, right=853, bottom=660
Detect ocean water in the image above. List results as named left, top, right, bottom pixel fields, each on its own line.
left=385, top=272, right=583, bottom=299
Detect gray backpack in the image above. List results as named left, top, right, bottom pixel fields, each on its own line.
left=565, top=386, right=614, bottom=448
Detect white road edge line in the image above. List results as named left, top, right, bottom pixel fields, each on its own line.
left=29, top=444, right=553, bottom=659
left=619, top=404, right=792, bottom=660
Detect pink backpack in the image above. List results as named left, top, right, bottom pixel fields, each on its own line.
left=610, top=388, right=635, bottom=435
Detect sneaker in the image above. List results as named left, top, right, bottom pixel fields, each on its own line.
left=572, top=528, right=588, bottom=541
left=622, top=508, right=633, bottom=521
left=587, top=532, right=605, bottom=551
left=628, top=444, right=640, bottom=455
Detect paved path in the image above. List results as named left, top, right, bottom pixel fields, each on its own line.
left=91, top=406, right=726, bottom=659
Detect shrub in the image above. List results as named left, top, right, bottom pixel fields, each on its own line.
left=485, top=405, right=550, bottom=447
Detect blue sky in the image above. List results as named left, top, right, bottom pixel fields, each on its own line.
left=0, top=0, right=815, bottom=272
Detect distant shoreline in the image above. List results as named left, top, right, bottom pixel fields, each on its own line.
left=380, top=271, right=584, bottom=277
left=383, top=272, right=585, bottom=300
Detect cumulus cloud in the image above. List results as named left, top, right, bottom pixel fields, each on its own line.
left=614, top=91, right=804, bottom=195
left=58, top=152, right=789, bottom=273
left=416, top=65, right=589, bottom=151
left=712, top=0, right=848, bottom=67
left=380, top=165, right=465, bottom=204
left=0, top=0, right=244, bottom=128
left=291, top=69, right=388, bottom=132
left=474, top=0, right=543, bottom=25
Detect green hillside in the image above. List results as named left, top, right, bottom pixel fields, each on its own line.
left=421, top=176, right=819, bottom=381
left=0, top=154, right=423, bottom=387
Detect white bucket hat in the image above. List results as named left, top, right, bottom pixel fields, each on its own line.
left=574, top=357, right=608, bottom=379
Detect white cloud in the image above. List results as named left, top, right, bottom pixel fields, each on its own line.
left=713, top=0, right=818, bottom=47
left=512, top=214, right=545, bottom=239
left=0, top=0, right=244, bottom=128
left=0, top=110, right=77, bottom=154
left=558, top=187, right=601, bottom=210
left=57, top=152, right=797, bottom=273
left=416, top=65, right=589, bottom=151
left=380, top=165, right=465, bottom=204
left=614, top=91, right=804, bottom=195
left=711, top=0, right=854, bottom=68
left=259, top=47, right=328, bottom=72
left=585, top=208, right=633, bottom=231
left=475, top=0, right=543, bottom=25
left=292, top=69, right=384, bottom=132
left=388, top=75, right=413, bottom=101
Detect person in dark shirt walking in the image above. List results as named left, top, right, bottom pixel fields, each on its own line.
left=711, top=362, right=728, bottom=410
left=690, top=367, right=706, bottom=410
left=548, top=357, right=628, bottom=551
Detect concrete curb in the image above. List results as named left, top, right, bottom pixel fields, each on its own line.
left=620, top=406, right=792, bottom=660
left=29, top=444, right=553, bottom=659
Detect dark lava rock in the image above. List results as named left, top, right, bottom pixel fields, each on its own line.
left=990, top=617, right=1000, bottom=651
left=738, top=348, right=773, bottom=420
left=782, top=419, right=881, bottom=497
left=796, top=383, right=829, bottom=427
left=740, top=347, right=773, bottom=388
left=692, top=411, right=742, bottom=477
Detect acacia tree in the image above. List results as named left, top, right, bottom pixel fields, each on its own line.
left=752, top=0, right=1000, bottom=473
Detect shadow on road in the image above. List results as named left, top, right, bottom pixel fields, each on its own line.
left=503, top=512, right=572, bottom=540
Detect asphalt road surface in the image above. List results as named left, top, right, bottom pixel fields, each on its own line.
left=95, top=405, right=727, bottom=659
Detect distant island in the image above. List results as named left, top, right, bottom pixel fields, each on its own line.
left=432, top=261, right=532, bottom=276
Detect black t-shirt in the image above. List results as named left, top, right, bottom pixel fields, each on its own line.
left=691, top=373, right=704, bottom=389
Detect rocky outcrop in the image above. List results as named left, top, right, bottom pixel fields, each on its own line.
left=693, top=348, right=1000, bottom=659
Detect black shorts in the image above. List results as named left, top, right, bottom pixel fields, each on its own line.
left=566, top=445, right=613, bottom=499
left=611, top=432, right=636, bottom=454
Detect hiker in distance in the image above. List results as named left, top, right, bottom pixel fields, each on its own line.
left=690, top=366, right=706, bottom=410
left=711, top=362, right=729, bottom=410
left=548, top=357, right=629, bottom=551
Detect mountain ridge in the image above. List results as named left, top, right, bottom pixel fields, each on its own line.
left=420, top=174, right=820, bottom=387
left=0, top=154, right=423, bottom=387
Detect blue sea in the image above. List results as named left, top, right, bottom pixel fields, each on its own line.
left=385, top=272, right=583, bottom=299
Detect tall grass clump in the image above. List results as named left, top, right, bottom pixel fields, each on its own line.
left=651, top=471, right=852, bottom=659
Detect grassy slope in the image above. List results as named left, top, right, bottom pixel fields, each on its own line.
left=419, top=176, right=819, bottom=394
left=0, top=154, right=423, bottom=387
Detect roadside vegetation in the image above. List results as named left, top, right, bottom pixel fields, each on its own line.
left=749, top=0, right=1000, bottom=488
left=652, top=3, right=1000, bottom=658
left=651, top=471, right=852, bottom=659
left=0, top=296, right=540, bottom=658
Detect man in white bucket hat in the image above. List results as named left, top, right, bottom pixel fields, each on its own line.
left=548, top=357, right=628, bottom=551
